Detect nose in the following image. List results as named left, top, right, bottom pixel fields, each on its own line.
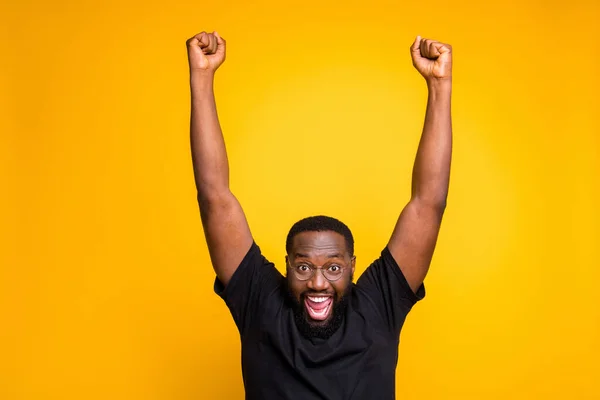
left=307, top=269, right=330, bottom=292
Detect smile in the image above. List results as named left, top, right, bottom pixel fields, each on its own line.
left=304, top=296, right=333, bottom=321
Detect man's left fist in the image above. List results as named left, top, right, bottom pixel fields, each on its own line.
left=410, top=36, right=452, bottom=81
left=187, top=31, right=226, bottom=73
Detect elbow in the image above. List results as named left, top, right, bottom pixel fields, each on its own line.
left=195, top=175, right=230, bottom=203
left=430, top=199, right=447, bottom=217
left=436, top=196, right=448, bottom=212
left=413, top=194, right=448, bottom=215
left=196, top=186, right=233, bottom=209
left=411, top=179, right=449, bottom=214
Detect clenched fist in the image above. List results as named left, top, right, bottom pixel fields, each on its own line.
left=410, top=36, right=452, bottom=81
left=186, top=31, right=226, bottom=72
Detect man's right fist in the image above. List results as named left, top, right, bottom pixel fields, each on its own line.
left=186, top=31, right=226, bottom=72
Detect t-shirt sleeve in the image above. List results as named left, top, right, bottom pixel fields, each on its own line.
left=355, top=247, right=425, bottom=334
left=214, top=242, right=283, bottom=335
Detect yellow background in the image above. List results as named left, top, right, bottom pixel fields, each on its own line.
left=2, top=0, right=599, bottom=398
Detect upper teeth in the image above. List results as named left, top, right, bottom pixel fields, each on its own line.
left=308, top=296, right=329, bottom=303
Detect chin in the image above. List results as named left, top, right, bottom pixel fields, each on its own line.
left=295, top=296, right=348, bottom=340
left=305, top=314, right=333, bottom=327
left=285, top=280, right=351, bottom=340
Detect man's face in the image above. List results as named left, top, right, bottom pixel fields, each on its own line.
left=286, top=231, right=356, bottom=332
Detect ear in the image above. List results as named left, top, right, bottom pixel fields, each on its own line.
left=351, top=256, right=356, bottom=275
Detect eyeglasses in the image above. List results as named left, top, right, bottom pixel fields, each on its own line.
left=286, top=260, right=346, bottom=282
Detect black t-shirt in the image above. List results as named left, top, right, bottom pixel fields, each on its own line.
left=214, top=242, right=425, bottom=400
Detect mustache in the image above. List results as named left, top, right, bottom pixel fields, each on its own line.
left=301, top=291, right=336, bottom=300
left=302, top=291, right=334, bottom=296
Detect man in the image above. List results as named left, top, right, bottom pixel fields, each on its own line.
left=187, top=30, right=452, bottom=399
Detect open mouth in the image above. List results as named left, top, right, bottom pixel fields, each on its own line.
left=304, top=295, right=333, bottom=321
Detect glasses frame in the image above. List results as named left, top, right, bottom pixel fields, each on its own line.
left=286, top=259, right=349, bottom=282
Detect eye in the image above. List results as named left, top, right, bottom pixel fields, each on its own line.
left=297, top=264, right=311, bottom=272
left=328, top=265, right=341, bottom=273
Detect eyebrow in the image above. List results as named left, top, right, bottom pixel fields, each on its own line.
left=294, top=253, right=343, bottom=259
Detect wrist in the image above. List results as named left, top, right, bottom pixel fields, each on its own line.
left=190, top=69, right=215, bottom=84
left=190, top=70, right=215, bottom=95
left=426, top=77, right=452, bottom=93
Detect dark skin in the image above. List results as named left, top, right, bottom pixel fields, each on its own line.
left=286, top=231, right=355, bottom=324
left=187, top=32, right=451, bottom=294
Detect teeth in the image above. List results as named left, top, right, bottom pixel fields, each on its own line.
left=308, top=296, right=329, bottom=303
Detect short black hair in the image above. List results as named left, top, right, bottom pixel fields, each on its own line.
left=286, top=215, right=354, bottom=256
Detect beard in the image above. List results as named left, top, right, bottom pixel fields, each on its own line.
left=285, top=278, right=353, bottom=340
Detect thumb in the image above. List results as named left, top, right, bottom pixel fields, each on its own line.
left=214, top=31, right=226, bottom=49
left=410, top=35, right=422, bottom=56
left=186, top=36, right=200, bottom=49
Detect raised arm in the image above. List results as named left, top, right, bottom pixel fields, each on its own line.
left=387, top=36, right=453, bottom=293
left=187, top=31, right=253, bottom=286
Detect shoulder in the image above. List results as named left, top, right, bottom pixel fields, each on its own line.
left=213, top=242, right=285, bottom=333
left=356, top=247, right=425, bottom=301
left=215, top=242, right=282, bottom=296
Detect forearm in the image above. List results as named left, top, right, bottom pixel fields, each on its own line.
left=411, top=79, right=452, bottom=208
left=190, top=71, right=230, bottom=200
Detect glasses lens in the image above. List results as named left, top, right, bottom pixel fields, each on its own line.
left=294, top=266, right=313, bottom=281
left=290, top=265, right=344, bottom=281
left=323, top=268, right=343, bottom=281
